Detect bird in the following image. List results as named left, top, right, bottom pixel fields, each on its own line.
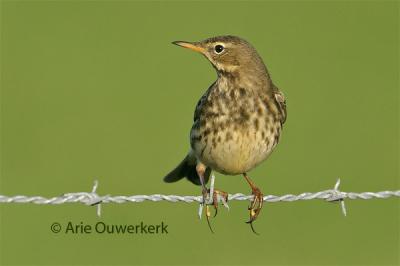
left=163, top=35, right=287, bottom=233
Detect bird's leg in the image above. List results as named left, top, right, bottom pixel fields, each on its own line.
left=196, top=164, right=229, bottom=233
left=196, top=163, right=209, bottom=204
left=243, top=173, right=264, bottom=233
left=196, top=163, right=214, bottom=232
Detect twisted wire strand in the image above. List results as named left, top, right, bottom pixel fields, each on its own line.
left=0, top=178, right=399, bottom=217
left=1, top=191, right=400, bottom=204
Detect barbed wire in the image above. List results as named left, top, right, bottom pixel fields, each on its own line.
left=0, top=176, right=399, bottom=218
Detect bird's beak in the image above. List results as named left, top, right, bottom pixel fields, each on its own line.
left=172, top=41, right=205, bottom=54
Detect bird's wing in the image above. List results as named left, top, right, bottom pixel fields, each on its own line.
left=193, top=82, right=215, bottom=122
left=193, top=93, right=207, bottom=122
left=273, top=85, right=287, bottom=125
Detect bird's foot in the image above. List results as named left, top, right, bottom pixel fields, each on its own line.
left=200, top=188, right=229, bottom=233
left=246, top=186, right=264, bottom=234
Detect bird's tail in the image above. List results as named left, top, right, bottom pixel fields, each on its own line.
left=163, top=152, right=209, bottom=186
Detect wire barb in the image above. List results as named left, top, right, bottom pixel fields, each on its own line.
left=324, top=178, right=347, bottom=216
left=62, top=180, right=105, bottom=217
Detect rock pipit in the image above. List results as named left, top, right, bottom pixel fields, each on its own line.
left=164, top=35, right=287, bottom=233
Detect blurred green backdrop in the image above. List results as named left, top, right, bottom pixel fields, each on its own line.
left=0, top=1, right=399, bottom=265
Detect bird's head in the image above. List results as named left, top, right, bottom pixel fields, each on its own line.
left=172, top=35, right=268, bottom=77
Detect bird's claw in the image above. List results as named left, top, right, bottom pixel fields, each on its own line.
left=246, top=187, right=263, bottom=234
left=201, top=188, right=229, bottom=233
left=212, top=189, right=229, bottom=217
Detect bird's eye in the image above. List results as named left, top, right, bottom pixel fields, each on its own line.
left=214, top=44, right=224, bottom=54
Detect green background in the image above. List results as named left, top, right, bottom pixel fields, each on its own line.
left=0, top=1, right=399, bottom=265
